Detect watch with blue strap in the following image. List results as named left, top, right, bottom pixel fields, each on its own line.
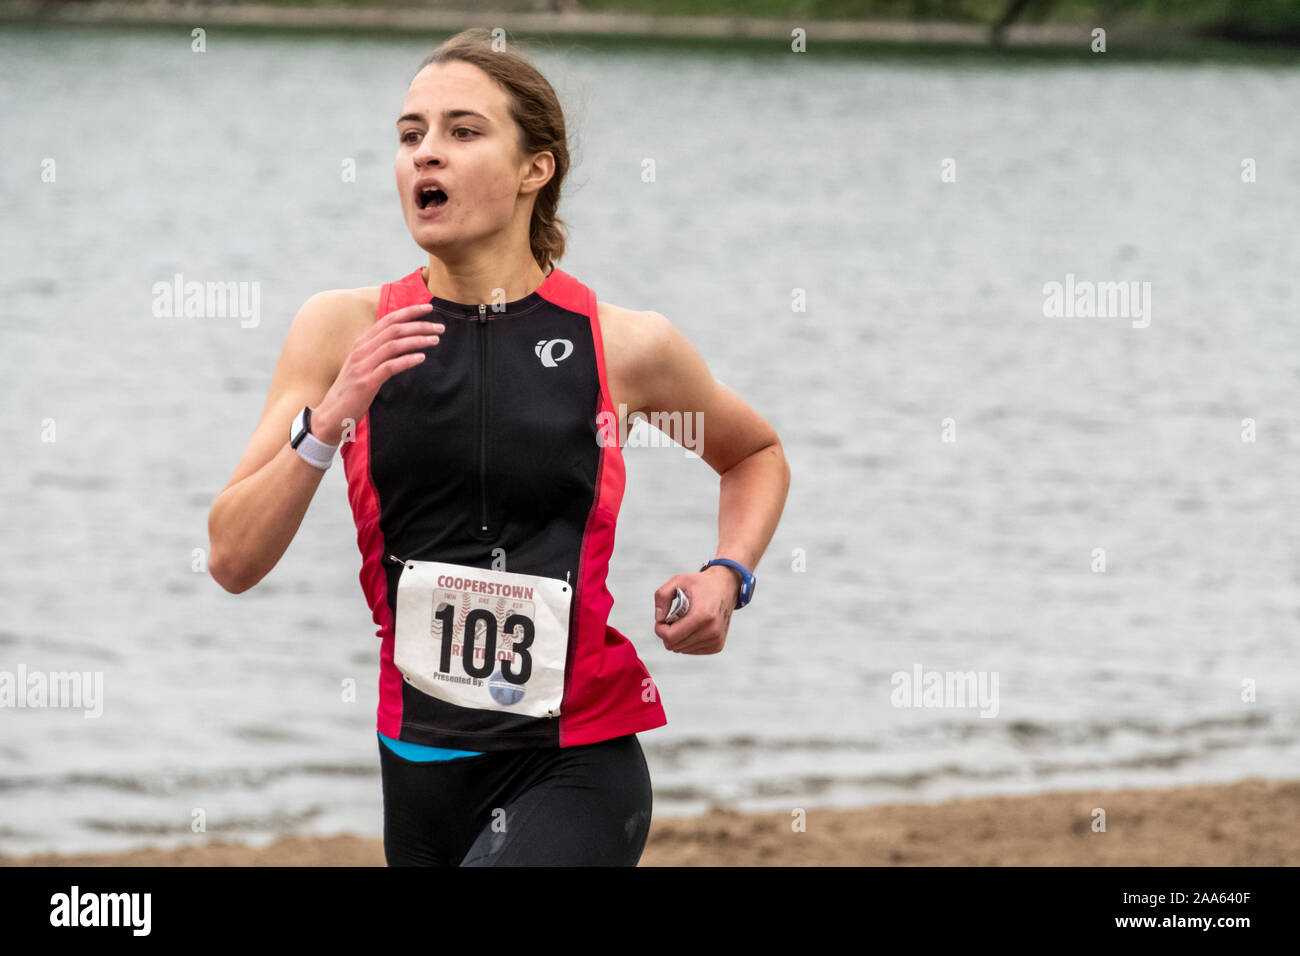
left=699, top=558, right=756, bottom=609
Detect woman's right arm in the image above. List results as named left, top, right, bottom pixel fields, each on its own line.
left=207, top=291, right=442, bottom=593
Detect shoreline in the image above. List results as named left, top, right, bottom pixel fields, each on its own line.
left=5, top=775, right=1297, bottom=866
left=1, top=1, right=1291, bottom=55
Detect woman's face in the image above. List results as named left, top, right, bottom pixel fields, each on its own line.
left=395, top=61, right=538, bottom=255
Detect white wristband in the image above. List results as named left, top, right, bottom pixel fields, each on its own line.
left=290, top=408, right=339, bottom=471
left=295, top=432, right=337, bottom=470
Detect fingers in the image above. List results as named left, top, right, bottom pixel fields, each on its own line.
left=654, top=602, right=704, bottom=651
left=656, top=622, right=693, bottom=651
left=356, top=301, right=437, bottom=348
left=671, top=615, right=728, bottom=654
left=373, top=351, right=428, bottom=380
left=655, top=576, right=729, bottom=655
left=669, top=635, right=711, bottom=655
left=359, top=306, right=444, bottom=363
left=371, top=328, right=442, bottom=367
left=652, top=579, right=679, bottom=626
left=380, top=301, right=439, bottom=324
left=653, top=578, right=690, bottom=649
left=661, top=621, right=719, bottom=655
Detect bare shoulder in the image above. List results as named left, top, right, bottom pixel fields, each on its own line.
left=311, top=283, right=382, bottom=338
left=596, top=300, right=676, bottom=416
left=596, top=300, right=674, bottom=351
left=292, top=285, right=382, bottom=377
left=326, top=283, right=382, bottom=315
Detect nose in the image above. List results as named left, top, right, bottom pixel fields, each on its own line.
left=411, top=132, right=445, bottom=169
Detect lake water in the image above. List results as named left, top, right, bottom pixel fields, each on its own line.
left=1, top=26, right=1298, bottom=856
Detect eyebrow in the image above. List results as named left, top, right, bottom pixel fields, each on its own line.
left=396, top=109, right=490, bottom=127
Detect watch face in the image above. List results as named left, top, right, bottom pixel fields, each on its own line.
left=290, top=408, right=309, bottom=448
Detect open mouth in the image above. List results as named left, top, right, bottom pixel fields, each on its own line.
left=418, top=187, right=448, bottom=209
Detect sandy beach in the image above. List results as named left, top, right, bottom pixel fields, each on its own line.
left=4, top=776, right=1295, bottom=866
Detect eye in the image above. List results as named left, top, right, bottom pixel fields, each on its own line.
left=400, top=128, right=474, bottom=144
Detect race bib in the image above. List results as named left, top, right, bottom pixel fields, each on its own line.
left=393, top=560, right=573, bottom=718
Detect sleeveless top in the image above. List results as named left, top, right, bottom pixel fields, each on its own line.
left=341, top=265, right=667, bottom=751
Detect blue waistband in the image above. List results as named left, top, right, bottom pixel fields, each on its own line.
left=378, top=731, right=483, bottom=761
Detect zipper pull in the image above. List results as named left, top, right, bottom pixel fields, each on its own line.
left=387, top=554, right=407, bottom=566
left=478, top=303, right=487, bottom=322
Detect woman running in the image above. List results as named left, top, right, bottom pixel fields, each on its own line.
left=207, top=27, right=790, bottom=866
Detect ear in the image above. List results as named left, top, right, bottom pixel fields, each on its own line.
left=520, top=149, right=555, bottom=196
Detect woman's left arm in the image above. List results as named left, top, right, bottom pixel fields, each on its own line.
left=628, top=310, right=792, bottom=655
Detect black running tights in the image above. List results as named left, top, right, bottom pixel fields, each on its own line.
left=377, top=732, right=653, bottom=866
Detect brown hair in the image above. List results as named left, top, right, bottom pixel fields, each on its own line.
left=417, top=28, right=570, bottom=274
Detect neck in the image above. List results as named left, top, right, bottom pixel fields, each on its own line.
left=422, top=254, right=549, bottom=306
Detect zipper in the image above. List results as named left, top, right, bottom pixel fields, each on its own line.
left=476, top=302, right=489, bottom=537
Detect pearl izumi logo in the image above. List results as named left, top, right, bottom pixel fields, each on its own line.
left=534, top=338, right=573, bottom=367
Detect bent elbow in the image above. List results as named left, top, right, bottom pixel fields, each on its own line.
left=208, top=550, right=254, bottom=594
left=769, top=439, right=791, bottom=490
